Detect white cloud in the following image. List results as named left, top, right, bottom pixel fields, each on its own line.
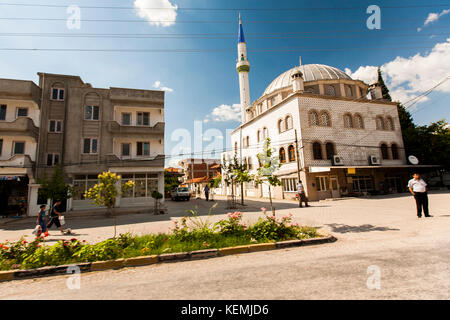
left=134, top=0, right=178, bottom=27
left=153, top=80, right=174, bottom=92
left=204, top=103, right=241, bottom=123
left=346, top=39, right=450, bottom=107
left=418, top=9, right=450, bottom=31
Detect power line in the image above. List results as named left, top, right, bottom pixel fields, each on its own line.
left=1, top=2, right=449, bottom=11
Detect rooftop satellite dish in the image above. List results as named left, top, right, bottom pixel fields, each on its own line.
left=408, top=155, right=419, bottom=165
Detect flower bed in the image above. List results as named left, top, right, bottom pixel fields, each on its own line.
left=0, top=209, right=321, bottom=271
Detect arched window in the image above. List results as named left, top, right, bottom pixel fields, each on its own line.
left=391, top=143, right=399, bottom=160
left=279, top=147, right=286, bottom=163
left=344, top=114, right=353, bottom=128
left=320, top=112, right=331, bottom=127
left=288, top=145, right=296, bottom=162
left=345, top=85, right=353, bottom=97
left=51, top=82, right=65, bottom=101
left=354, top=114, right=364, bottom=129
left=313, top=142, right=323, bottom=160
left=326, top=85, right=336, bottom=96
left=380, top=143, right=389, bottom=159
left=247, top=157, right=253, bottom=169
left=325, top=142, right=335, bottom=160
left=285, top=115, right=293, bottom=130
left=376, top=116, right=385, bottom=130
left=244, top=136, right=250, bottom=148
left=386, top=117, right=394, bottom=131
left=263, top=127, right=269, bottom=139
left=257, top=130, right=262, bottom=143
left=278, top=119, right=285, bottom=133
left=309, top=111, right=319, bottom=126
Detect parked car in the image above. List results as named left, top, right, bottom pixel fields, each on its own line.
left=171, top=187, right=191, bottom=201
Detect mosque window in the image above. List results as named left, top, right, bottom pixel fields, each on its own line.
left=263, top=127, right=269, bottom=139
left=309, top=111, right=319, bottom=126
left=279, top=148, right=286, bottom=163
left=285, top=115, right=293, bottom=130
left=326, top=85, right=336, bottom=96
left=288, top=145, right=296, bottom=162
left=380, top=143, right=389, bottom=159
left=391, top=144, right=399, bottom=160
left=376, top=116, right=385, bottom=130
left=257, top=130, right=262, bottom=143
left=278, top=119, right=285, bottom=133
left=320, top=111, right=331, bottom=127
left=325, top=142, right=335, bottom=160
left=313, top=142, right=323, bottom=160
left=345, top=85, right=353, bottom=97
left=386, top=117, right=394, bottom=131
left=354, top=114, right=364, bottom=129
left=344, top=114, right=353, bottom=128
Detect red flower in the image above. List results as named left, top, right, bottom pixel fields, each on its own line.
left=22, top=240, right=28, bottom=244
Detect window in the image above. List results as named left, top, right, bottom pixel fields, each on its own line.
left=309, top=111, right=319, bottom=126
left=83, top=138, right=98, bottom=154
left=376, top=116, right=385, bottom=130
left=326, top=85, right=336, bottom=96
left=137, top=112, right=150, bottom=126
left=391, top=143, right=399, bottom=160
left=278, top=119, right=285, bottom=133
left=270, top=96, right=276, bottom=106
left=257, top=130, right=262, bottom=143
left=0, top=139, right=3, bottom=155
left=13, top=141, right=25, bottom=155
left=380, top=143, right=389, bottom=159
left=263, top=127, right=268, bottom=139
left=121, top=143, right=131, bottom=157
left=386, top=117, right=394, bottom=131
left=234, top=142, right=238, bottom=152
left=352, top=176, right=375, bottom=192
left=288, top=145, right=296, bottom=162
left=49, top=120, right=63, bottom=133
left=325, top=142, right=335, bottom=160
left=121, top=113, right=131, bottom=125
left=344, top=114, right=353, bottom=128
left=46, top=154, right=60, bottom=166
left=313, top=142, right=323, bottom=160
left=282, top=178, right=298, bottom=192
left=285, top=115, right=293, bottom=130
left=85, top=106, right=100, bottom=120
left=320, top=112, right=331, bottom=127
left=354, top=114, right=364, bottom=129
left=345, top=85, right=353, bottom=97
left=279, top=147, right=286, bottom=163
left=137, top=142, right=150, bottom=156
left=16, top=108, right=28, bottom=118
left=0, top=105, right=6, bottom=120
left=51, top=88, right=65, bottom=101
left=247, top=157, right=253, bottom=170
left=315, top=176, right=330, bottom=191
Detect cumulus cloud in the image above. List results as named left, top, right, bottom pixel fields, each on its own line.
left=204, top=103, right=241, bottom=123
left=134, top=0, right=178, bottom=27
left=417, top=9, right=450, bottom=32
left=345, top=39, right=450, bottom=106
left=153, top=80, right=174, bottom=92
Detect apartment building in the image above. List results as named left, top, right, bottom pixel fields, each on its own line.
left=0, top=73, right=165, bottom=216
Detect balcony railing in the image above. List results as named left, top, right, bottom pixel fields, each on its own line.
left=0, top=117, right=39, bottom=140
left=107, top=121, right=164, bottom=136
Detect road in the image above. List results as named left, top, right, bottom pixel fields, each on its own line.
left=0, top=192, right=449, bottom=299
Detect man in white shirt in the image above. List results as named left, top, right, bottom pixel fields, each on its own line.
left=407, top=173, right=431, bottom=218
left=296, top=180, right=310, bottom=208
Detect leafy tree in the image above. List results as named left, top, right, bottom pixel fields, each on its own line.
left=37, top=165, right=73, bottom=211
left=377, top=67, right=392, bottom=101
left=164, top=170, right=181, bottom=194
left=84, top=171, right=134, bottom=238
left=222, top=154, right=253, bottom=205
left=255, top=138, right=283, bottom=215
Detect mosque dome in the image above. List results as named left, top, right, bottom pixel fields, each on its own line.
left=263, top=64, right=352, bottom=96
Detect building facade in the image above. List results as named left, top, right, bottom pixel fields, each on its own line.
left=178, top=158, right=221, bottom=195
left=222, top=17, right=422, bottom=201
left=1, top=73, right=165, bottom=216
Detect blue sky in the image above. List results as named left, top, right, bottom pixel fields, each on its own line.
left=0, top=0, right=449, bottom=166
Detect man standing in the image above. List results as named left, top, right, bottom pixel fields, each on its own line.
left=47, top=200, right=65, bottom=234
left=296, top=180, right=310, bottom=208
left=204, top=184, right=210, bottom=201
left=408, top=173, right=432, bottom=218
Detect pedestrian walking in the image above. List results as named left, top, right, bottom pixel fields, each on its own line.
left=296, top=180, right=310, bottom=208
left=36, top=204, right=48, bottom=237
left=47, top=200, right=65, bottom=234
left=408, top=173, right=432, bottom=218
left=204, top=184, right=210, bottom=201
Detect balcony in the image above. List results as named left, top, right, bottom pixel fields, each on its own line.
left=105, top=154, right=165, bottom=168
left=0, top=154, right=34, bottom=168
left=0, top=79, right=41, bottom=105
left=109, top=87, right=164, bottom=107
left=107, top=121, right=164, bottom=137
left=0, top=117, right=39, bottom=140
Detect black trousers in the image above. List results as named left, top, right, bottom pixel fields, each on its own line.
left=205, top=192, right=209, bottom=201
left=413, top=192, right=429, bottom=217
left=299, top=192, right=308, bottom=207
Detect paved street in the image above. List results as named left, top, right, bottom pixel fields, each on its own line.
left=0, top=192, right=449, bottom=299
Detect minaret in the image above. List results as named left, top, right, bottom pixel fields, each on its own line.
left=236, top=13, right=251, bottom=124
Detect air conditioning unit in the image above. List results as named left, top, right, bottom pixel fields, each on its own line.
left=332, top=155, right=344, bottom=166
left=369, top=155, right=381, bottom=165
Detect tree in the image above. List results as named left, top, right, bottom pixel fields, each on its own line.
left=164, top=170, right=181, bottom=194
left=37, top=165, right=73, bottom=211
left=84, top=171, right=134, bottom=238
left=377, top=67, right=392, bottom=101
left=255, top=138, right=283, bottom=215
left=222, top=154, right=253, bottom=206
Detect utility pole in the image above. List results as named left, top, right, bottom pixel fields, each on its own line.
left=294, top=129, right=302, bottom=207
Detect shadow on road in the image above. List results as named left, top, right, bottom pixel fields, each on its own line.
left=325, top=223, right=400, bottom=234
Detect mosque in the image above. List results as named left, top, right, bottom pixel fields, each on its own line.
left=222, top=15, right=419, bottom=201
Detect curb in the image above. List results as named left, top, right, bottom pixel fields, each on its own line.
left=0, top=235, right=336, bottom=282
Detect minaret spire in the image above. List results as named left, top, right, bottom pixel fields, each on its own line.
left=236, top=13, right=251, bottom=124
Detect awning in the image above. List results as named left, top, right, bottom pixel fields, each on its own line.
left=0, top=175, right=25, bottom=181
